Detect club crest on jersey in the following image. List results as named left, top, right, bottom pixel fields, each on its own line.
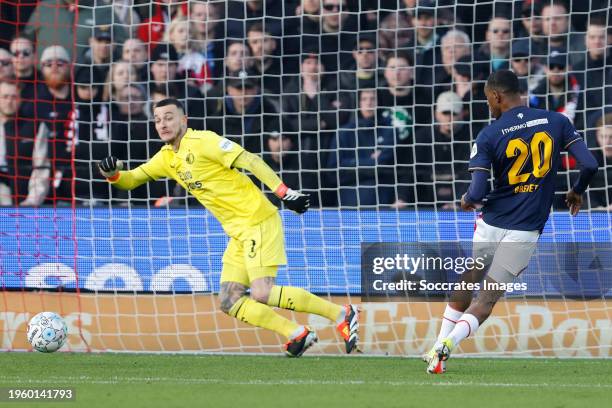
left=470, top=144, right=478, bottom=158
left=219, top=138, right=233, bottom=152
left=186, top=152, right=195, bottom=164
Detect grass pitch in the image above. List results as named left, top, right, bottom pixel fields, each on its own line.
left=0, top=353, right=610, bottom=408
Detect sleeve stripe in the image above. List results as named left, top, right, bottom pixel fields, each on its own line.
left=564, top=138, right=581, bottom=150
left=468, top=167, right=490, bottom=172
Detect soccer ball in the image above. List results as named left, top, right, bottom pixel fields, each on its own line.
left=27, top=312, right=68, bottom=353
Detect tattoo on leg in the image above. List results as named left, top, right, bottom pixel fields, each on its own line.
left=219, top=281, right=247, bottom=314
left=249, top=276, right=276, bottom=304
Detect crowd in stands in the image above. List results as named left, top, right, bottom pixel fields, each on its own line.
left=0, top=0, right=611, bottom=210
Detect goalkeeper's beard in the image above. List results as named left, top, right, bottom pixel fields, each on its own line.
left=168, top=124, right=187, bottom=146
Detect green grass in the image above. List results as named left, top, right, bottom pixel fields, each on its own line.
left=0, top=353, right=610, bottom=408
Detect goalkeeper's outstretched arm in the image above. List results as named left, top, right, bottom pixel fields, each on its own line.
left=99, top=156, right=151, bottom=191
left=232, top=151, right=310, bottom=214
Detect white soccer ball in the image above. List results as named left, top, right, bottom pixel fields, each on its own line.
left=27, top=312, right=68, bottom=353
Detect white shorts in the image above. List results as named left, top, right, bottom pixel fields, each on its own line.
left=473, top=217, right=540, bottom=283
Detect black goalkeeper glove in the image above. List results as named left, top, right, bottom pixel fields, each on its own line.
left=99, top=156, right=123, bottom=179
left=276, top=185, right=310, bottom=214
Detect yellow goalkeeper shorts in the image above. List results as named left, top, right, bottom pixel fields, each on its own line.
left=220, top=212, right=287, bottom=286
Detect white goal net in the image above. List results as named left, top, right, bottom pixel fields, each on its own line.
left=0, top=0, right=610, bottom=357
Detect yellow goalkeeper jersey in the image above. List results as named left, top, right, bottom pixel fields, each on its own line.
left=122, top=129, right=278, bottom=237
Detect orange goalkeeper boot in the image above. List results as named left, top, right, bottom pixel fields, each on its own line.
left=336, top=304, right=360, bottom=353
left=284, top=327, right=318, bottom=357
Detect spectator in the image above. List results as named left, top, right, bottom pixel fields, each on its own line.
left=378, top=51, right=429, bottom=136
left=207, top=76, right=279, bottom=154
left=166, top=16, right=215, bottom=92
left=573, top=16, right=612, bottom=128
left=10, top=37, right=37, bottom=82
left=226, top=0, right=283, bottom=39
left=283, top=0, right=321, bottom=73
left=407, top=1, right=437, bottom=67
left=426, top=29, right=471, bottom=99
left=149, top=86, right=169, bottom=117
left=188, top=0, right=224, bottom=81
left=224, top=41, right=254, bottom=77
left=414, top=91, right=471, bottom=208
left=80, top=25, right=113, bottom=79
left=529, top=50, right=580, bottom=125
left=24, top=0, right=127, bottom=62
left=247, top=22, right=282, bottom=98
left=339, top=34, right=378, bottom=93
left=330, top=89, right=397, bottom=207
left=452, top=56, right=489, bottom=127
left=262, top=129, right=300, bottom=207
left=148, top=43, right=205, bottom=128
left=121, top=38, right=148, bottom=80
left=137, top=0, right=185, bottom=46
left=509, top=40, right=545, bottom=93
left=37, top=45, right=75, bottom=204
left=0, top=49, right=14, bottom=82
left=74, top=68, right=109, bottom=204
left=149, top=43, right=180, bottom=93
left=295, top=0, right=320, bottom=26
left=317, top=0, right=357, bottom=73
left=0, top=80, right=50, bottom=206
left=102, top=60, right=138, bottom=102
left=281, top=52, right=340, bottom=207
left=378, top=10, right=413, bottom=64
left=164, top=16, right=189, bottom=54
left=165, top=17, right=189, bottom=53
left=588, top=112, right=612, bottom=209
left=110, top=84, right=158, bottom=175
left=12, top=38, right=42, bottom=119
left=74, top=68, right=106, bottom=139
left=540, top=0, right=584, bottom=64
left=515, top=0, right=546, bottom=56
left=475, top=16, right=511, bottom=73
left=111, top=0, right=141, bottom=36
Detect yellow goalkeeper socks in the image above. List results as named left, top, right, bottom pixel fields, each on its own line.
left=268, top=285, right=343, bottom=322
left=228, top=296, right=298, bottom=339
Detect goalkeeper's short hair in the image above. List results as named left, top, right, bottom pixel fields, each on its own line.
left=154, top=98, right=185, bottom=113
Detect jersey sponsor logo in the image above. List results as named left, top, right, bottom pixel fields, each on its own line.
left=177, top=170, right=204, bottom=191
left=470, top=143, right=478, bottom=158
left=178, top=170, right=192, bottom=181
left=526, top=118, right=549, bottom=127
left=187, top=181, right=203, bottom=190
left=219, top=138, right=233, bottom=152
left=501, top=118, right=549, bottom=135
left=518, top=113, right=524, bottom=119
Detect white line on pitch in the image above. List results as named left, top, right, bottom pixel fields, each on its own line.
left=0, top=376, right=610, bottom=388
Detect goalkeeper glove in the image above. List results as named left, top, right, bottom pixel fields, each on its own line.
left=275, top=184, right=310, bottom=214
left=99, top=156, right=124, bottom=179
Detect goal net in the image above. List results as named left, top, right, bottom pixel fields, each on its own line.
left=0, top=0, right=610, bottom=357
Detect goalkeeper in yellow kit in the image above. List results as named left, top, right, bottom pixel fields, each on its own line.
left=99, top=98, right=359, bottom=357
